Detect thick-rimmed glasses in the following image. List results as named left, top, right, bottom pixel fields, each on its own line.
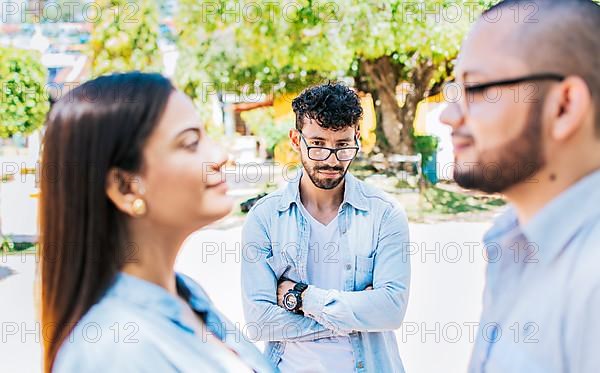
left=298, top=130, right=360, bottom=161
left=442, top=73, right=565, bottom=114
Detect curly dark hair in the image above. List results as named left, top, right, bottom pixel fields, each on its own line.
left=292, top=82, right=363, bottom=131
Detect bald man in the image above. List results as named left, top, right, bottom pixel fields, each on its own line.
left=440, top=0, right=600, bottom=372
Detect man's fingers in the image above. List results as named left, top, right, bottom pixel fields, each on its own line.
left=365, top=285, right=373, bottom=290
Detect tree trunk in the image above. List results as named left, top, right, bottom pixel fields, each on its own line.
left=359, top=56, right=436, bottom=155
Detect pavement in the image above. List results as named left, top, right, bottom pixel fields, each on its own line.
left=1, top=174, right=38, bottom=242
left=0, top=220, right=491, bottom=373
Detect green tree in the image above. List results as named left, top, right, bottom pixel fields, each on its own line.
left=176, top=0, right=486, bottom=154
left=89, top=0, right=162, bottom=76
left=350, top=0, right=482, bottom=153
left=0, top=47, right=49, bottom=139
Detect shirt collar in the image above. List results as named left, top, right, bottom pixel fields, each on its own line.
left=277, top=169, right=369, bottom=212
left=485, top=169, right=600, bottom=263
left=106, top=272, right=212, bottom=332
left=483, top=206, right=520, bottom=246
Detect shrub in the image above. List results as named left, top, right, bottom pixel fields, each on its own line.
left=89, top=0, right=162, bottom=76
left=0, top=47, right=49, bottom=138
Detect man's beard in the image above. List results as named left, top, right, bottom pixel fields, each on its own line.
left=454, top=99, right=547, bottom=194
left=301, top=158, right=349, bottom=190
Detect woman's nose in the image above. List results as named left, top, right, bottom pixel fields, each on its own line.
left=207, top=137, right=228, bottom=171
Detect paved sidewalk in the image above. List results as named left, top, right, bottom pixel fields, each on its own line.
left=0, top=220, right=490, bottom=373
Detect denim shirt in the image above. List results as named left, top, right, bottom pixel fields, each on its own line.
left=469, top=169, right=600, bottom=373
left=55, top=272, right=276, bottom=373
left=241, top=170, right=411, bottom=372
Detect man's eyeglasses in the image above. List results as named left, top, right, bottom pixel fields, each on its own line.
left=442, top=73, right=565, bottom=114
left=298, top=130, right=360, bottom=161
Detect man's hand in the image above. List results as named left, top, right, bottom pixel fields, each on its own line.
left=277, top=280, right=296, bottom=308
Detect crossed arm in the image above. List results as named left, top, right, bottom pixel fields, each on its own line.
left=241, top=206, right=410, bottom=341
left=241, top=216, right=341, bottom=342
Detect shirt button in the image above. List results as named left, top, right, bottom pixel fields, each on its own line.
left=345, top=264, right=352, bottom=271
left=357, top=361, right=364, bottom=369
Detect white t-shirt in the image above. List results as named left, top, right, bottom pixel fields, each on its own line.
left=277, top=202, right=355, bottom=373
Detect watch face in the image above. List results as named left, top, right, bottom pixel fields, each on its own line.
left=283, top=293, right=298, bottom=310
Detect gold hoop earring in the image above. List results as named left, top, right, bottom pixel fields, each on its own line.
left=131, top=198, right=147, bottom=217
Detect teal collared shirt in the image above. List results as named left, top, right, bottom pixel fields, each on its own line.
left=241, top=170, right=411, bottom=372
left=469, top=169, right=600, bottom=373
left=55, top=272, right=276, bottom=373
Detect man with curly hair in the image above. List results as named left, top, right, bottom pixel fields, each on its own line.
left=242, top=82, right=410, bottom=372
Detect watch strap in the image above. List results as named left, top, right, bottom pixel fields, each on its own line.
left=294, top=282, right=308, bottom=293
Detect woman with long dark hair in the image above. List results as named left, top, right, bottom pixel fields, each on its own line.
left=39, top=72, right=274, bottom=373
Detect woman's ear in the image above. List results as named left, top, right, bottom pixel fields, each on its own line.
left=106, top=168, right=143, bottom=217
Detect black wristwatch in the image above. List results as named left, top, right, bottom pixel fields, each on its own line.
left=283, top=282, right=309, bottom=314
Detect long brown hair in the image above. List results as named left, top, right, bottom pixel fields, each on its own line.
left=39, top=72, right=174, bottom=372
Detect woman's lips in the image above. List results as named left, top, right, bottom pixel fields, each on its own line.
left=206, top=180, right=228, bottom=191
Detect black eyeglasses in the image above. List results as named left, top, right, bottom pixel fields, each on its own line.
left=442, top=73, right=565, bottom=113
left=298, top=130, right=360, bottom=161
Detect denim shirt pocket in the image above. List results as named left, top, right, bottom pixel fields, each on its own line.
left=354, top=255, right=375, bottom=290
